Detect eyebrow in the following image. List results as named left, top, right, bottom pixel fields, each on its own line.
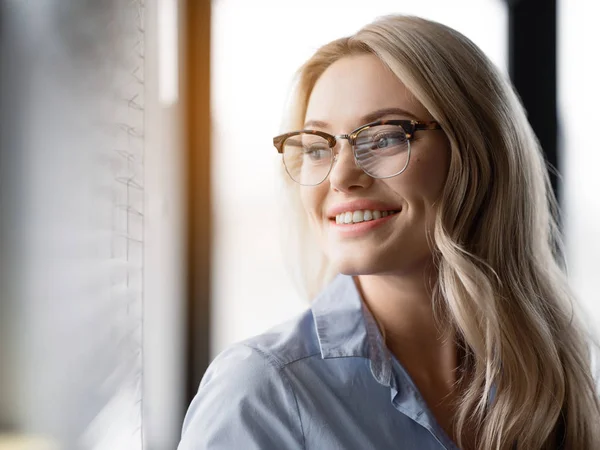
left=303, top=107, right=421, bottom=130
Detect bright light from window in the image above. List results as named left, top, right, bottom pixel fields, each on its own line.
left=158, top=0, right=178, bottom=106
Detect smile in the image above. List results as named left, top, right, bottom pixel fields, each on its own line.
left=329, top=208, right=401, bottom=238
left=334, top=209, right=401, bottom=224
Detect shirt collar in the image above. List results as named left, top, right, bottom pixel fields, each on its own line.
left=310, top=274, right=393, bottom=388
left=310, top=273, right=493, bottom=450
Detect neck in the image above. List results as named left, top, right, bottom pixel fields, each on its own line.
left=354, top=264, right=458, bottom=386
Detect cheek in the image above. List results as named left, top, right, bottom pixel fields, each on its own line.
left=299, top=187, right=313, bottom=216
left=299, top=185, right=326, bottom=222
left=403, top=145, right=450, bottom=201
left=387, top=163, right=435, bottom=205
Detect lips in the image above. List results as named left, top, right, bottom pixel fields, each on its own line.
left=328, top=207, right=400, bottom=238
left=334, top=209, right=401, bottom=224
left=326, top=199, right=403, bottom=220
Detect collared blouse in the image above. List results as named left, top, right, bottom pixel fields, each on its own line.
left=178, top=274, right=483, bottom=449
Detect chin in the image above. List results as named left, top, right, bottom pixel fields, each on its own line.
left=329, top=246, right=435, bottom=277
left=330, top=254, right=393, bottom=276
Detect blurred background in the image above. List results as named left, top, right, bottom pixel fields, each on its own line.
left=0, top=0, right=597, bottom=449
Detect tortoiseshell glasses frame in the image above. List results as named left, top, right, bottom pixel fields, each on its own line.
left=272, top=119, right=442, bottom=186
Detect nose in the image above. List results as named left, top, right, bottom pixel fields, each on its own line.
left=328, top=138, right=373, bottom=192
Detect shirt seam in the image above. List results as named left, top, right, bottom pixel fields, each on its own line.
left=242, top=344, right=307, bottom=450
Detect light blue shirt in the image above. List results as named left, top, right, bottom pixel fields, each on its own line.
left=179, top=274, right=473, bottom=449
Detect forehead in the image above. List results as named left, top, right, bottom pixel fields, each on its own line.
left=305, top=54, right=429, bottom=129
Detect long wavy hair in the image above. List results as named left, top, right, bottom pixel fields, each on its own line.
left=276, top=14, right=600, bottom=450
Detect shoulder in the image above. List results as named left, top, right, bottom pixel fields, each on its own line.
left=200, top=305, right=322, bottom=404
left=179, top=344, right=306, bottom=449
left=178, top=309, right=321, bottom=449
left=202, top=304, right=323, bottom=397
left=238, top=306, right=322, bottom=368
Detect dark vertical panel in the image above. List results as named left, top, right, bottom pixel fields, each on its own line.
left=507, top=0, right=559, bottom=200
left=184, top=0, right=211, bottom=407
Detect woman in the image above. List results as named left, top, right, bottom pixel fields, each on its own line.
left=179, top=15, right=600, bottom=449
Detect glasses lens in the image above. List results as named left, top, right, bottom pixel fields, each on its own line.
left=354, top=125, right=410, bottom=178
left=282, top=133, right=333, bottom=185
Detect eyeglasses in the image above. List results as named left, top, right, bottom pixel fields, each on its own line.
left=273, top=119, right=442, bottom=186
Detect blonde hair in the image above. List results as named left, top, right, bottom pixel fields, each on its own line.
left=277, top=15, right=600, bottom=450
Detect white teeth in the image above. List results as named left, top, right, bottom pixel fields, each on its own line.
left=352, top=211, right=364, bottom=223
left=334, top=209, right=399, bottom=224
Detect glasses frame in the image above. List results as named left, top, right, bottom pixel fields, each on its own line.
left=273, top=119, right=442, bottom=186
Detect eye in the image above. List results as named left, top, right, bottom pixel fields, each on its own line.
left=354, top=125, right=408, bottom=153
left=372, top=131, right=405, bottom=149
left=303, top=146, right=330, bottom=162
left=376, top=136, right=389, bottom=148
